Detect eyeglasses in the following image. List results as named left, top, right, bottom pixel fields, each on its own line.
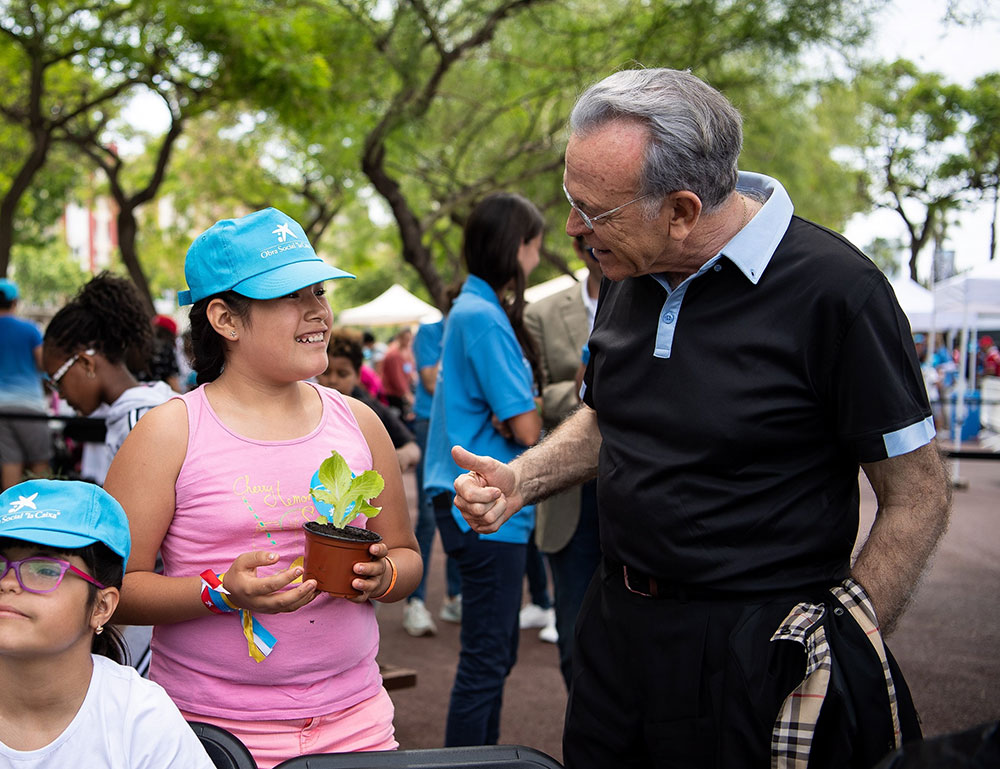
left=563, top=182, right=653, bottom=230
left=43, top=349, right=94, bottom=394
left=0, top=555, right=107, bottom=594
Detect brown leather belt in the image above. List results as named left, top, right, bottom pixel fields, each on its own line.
left=609, top=558, right=833, bottom=602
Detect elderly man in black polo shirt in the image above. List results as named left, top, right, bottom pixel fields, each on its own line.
left=452, top=68, right=951, bottom=769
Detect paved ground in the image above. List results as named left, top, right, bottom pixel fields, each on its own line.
left=376, top=455, right=1000, bottom=764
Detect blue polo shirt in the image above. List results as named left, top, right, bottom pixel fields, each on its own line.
left=412, top=319, right=443, bottom=420
left=424, top=275, right=536, bottom=544
left=0, top=315, right=46, bottom=409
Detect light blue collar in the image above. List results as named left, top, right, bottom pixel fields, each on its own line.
left=718, top=171, right=794, bottom=285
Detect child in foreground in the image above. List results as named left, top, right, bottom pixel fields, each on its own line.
left=104, top=208, right=421, bottom=769
left=0, top=479, right=214, bottom=768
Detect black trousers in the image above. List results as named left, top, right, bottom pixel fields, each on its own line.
left=562, top=561, right=918, bottom=769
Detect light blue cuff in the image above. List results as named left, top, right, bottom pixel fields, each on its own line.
left=883, top=416, right=935, bottom=458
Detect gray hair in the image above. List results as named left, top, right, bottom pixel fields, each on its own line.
left=569, top=68, right=742, bottom=214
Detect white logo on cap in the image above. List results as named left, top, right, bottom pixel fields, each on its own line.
left=7, top=493, right=38, bottom=514
left=272, top=222, right=297, bottom=243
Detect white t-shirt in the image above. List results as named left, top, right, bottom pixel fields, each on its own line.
left=0, top=655, right=215, bottom=769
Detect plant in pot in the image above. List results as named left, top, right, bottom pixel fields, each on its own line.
left=303, top=450, right=385, bottom=597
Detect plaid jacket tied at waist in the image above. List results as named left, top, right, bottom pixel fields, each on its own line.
left=770, top=578, right=906, bottom=769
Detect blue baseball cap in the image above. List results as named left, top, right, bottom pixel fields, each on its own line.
left=0, top=278, right=18, bottom=302
left=177, top=208, right=354, bottom=306
left=0, top=480, right=130, bottom=569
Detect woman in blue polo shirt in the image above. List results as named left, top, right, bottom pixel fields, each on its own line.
left=424, top=192, right=543, bottom=747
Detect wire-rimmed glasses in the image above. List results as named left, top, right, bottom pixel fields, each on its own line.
left=562, top=182, right=653, bottom=230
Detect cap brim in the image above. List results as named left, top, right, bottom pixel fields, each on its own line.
left=232, top=260, right=355, bottom=300
left=0, top=527, right=99, bottom=552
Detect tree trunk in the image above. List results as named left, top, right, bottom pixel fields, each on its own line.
left=361, top=140, right=446, bottom=309
left=116, top=206, right=155, bottom=315
left=908, top=241, right=921, bottom=283
left=0, top=133, right=51, bottom=277
left=989, top=184, right=998, bottom=261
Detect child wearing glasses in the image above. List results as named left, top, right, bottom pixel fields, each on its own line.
left=103, top=209, right=421, bottom=769
left=42, top=272, right=175, bottom=486
left=0, top=479, right=214, bottom=768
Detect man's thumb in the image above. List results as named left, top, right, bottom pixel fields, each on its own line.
left=451, top=444, right=489, bottom=474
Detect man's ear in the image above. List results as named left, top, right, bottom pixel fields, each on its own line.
left=664, top=191, right=702, bottom=241
left=91, top=586, right=120, bottom=631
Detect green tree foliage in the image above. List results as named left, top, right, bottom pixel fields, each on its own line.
left=864, top=236, right=905, bottom=277
left=839, top=60, right=974, bottom=281
left=0, top=0, right=148, bottom=276
left=10, top=236, right=89, bottom=309
left=963, top=72, right=1000, bottom=260
left=2, top=0, right=897, bottom=309
left=296, top=0, right=886, bottom=307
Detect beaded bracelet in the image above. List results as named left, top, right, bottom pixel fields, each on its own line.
left=374, top=556, right=397, bottom=601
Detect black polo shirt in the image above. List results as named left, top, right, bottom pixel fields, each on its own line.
left=583, top=210, right=932, bottom=593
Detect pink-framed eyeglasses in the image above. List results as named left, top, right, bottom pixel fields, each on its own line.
left=0, top=554, right=107, bottom=594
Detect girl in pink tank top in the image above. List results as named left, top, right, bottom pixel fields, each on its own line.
left=103, top=209, right=422, bottom=769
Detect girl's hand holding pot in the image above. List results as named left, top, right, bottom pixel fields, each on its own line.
left=221, top=551, right=317, bottom=613
left=344, top=542, right=392, bottom=604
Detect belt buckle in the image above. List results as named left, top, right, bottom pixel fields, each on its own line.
left=622, top=565, right=658, bottom=598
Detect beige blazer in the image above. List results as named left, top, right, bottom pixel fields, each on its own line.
left=524, top=282, right=592, bottom=554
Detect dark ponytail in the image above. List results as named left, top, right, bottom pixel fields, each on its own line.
left=44, top=271, right=152, bottom=371
left=462, top=193, right=545, bottom=393
left=188, top=291, right=253, bottom=385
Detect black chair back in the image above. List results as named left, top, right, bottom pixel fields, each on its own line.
left=188, top=721, right=257, bottom=769
left=272, top=744, right=563, bottom=768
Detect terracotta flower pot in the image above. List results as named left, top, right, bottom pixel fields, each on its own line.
left=303, top=521, right=383, bottom=597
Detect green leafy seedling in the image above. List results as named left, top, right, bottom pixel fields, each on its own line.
left=310, top=450, right=385, bottom=529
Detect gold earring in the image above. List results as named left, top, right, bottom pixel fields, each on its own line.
left=95, top=625, right=104, bottom=635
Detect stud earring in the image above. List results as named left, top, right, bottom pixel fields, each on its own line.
left=95, top=625, right=104, bottom=635
left=230, top=331, right=237, bottom=338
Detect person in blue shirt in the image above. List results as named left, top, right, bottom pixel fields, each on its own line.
left=0, top=279, right=52, bottom=490
left=423, top=192, right=544, bottom=747
left=403, top=286, right=463, bottom=638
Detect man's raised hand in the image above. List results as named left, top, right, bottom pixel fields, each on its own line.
left=451, top=445, right=522, bottom=534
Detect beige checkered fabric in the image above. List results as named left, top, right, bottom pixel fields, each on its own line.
left=770, top=578, right=899, bottom=769
left=770, top=603, right=830, bottom=768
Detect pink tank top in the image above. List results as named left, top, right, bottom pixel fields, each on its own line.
left=150, top=383, right=383, bottom=720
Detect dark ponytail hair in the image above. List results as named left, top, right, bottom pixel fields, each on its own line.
left=462, top=193, right=545, bottom=392
left=0, top=537, right=127, bottom=664
left=44, top=271, right=152, bottom=372
left=188, top=291, right=253, bottom=385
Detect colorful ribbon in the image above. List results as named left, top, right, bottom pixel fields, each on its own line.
left=199, top=569, right=276, bottom=662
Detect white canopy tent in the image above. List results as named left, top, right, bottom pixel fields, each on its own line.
left=930, top=260, right=1000, bottom=448
left=337, top=284, right=442, bottom=327
left=933, top=259, right=1000, bottom=327
left=889, top=277, right=963, bottom=333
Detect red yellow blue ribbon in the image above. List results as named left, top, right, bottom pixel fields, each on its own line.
left=199, top=569, right=276, bottom=662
